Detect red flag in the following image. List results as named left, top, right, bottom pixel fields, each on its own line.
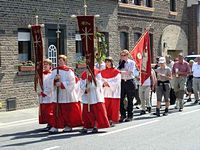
left=77, top=16, right=95, bottom=75
left=130, top=31, right=151, bottom=85
left=31, top=25, right=43, bottom=91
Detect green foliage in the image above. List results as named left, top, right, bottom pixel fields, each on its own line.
left=95, top=32, right=108, bottom=64
left=76, top=56, right=86, bottom=64
left=17, top=60, right=35, bottom=66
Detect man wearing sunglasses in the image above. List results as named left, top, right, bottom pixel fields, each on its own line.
left=118, top=49, right=136, bottom=122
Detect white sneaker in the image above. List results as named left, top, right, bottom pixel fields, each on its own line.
left=49, top=127, right=58, bottom=133
left=63, top=126, right=72, bottom=132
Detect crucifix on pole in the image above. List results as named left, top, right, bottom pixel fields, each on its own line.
left=55, top=10, right=62, bottom=118
left=56, top=11, right=61, bottom=67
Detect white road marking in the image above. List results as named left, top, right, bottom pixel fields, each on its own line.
left=43, top=146, right=60, bottom=150
left=180, top=109, right=200, bottom=115
left=0, top=118, right=38, bottom=129
left=99, top=120, right=159, bottom=136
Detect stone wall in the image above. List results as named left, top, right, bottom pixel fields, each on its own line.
left=0, top=0, right=118, bottom=111
left=118, top=0, right=188, bottom=62
left=187, top=5, right=198, bottom=54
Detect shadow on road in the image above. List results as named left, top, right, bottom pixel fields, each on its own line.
left=0, top=128, right=106, bottom=148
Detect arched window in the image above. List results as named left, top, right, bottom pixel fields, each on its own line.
left=144, top=0, right=153, bottom=7
left=170, top=0, right=176, bottom=12
left=120, top=32, right=129, bottom=50
left=48, top=45, right=57, bottom=68
left=133, top=0, right=141, bottom=5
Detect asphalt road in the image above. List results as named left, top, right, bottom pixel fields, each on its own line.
left=0, top=96, right=200, bottom=150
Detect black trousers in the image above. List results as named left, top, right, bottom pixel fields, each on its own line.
left=120, top=79, right=135, bottom=118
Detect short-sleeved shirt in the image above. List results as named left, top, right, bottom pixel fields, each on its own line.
left=192, top=63, right=200, bottom=77
left=172, top=61, right=190, bottom=76
left=156, top=66, right=171, bottom=81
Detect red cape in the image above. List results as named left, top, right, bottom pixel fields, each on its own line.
left=81, top=68, right=100, bottom=81
left=101, top=68, right=120, bottom=79
left=43, top=70, right=51, bottom=75
left=52, top=65, right=74, bottom=72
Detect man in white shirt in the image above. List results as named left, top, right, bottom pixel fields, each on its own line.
left=118, top=50, right=136, bottom=122
left=192, top=57, right=200, bottom=104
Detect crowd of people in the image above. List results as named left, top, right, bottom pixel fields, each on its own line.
left=38, top=50, right=200, bottom=134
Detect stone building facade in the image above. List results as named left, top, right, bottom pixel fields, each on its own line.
left=0, top=0, right=118, bottom=111
left=118, top=0, right=189, bottom=60
left=187, top=0, right=200, bottom=54
left=0, top=0, right=189, bottom=111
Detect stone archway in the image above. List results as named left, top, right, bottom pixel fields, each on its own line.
left=161, top=25, right=188, bottom=59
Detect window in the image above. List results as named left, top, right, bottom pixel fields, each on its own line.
left=133, top=0, right=141, bottom=5
left=134, top=32, right=142, bottom=44
left=75, top=32, right=84, bottom=61
left=144, top=0, right=153, bottom=7
left=170, top=0, right=176, bottom=12
left=48, top=45, right=57, bottom=67
left=121, top=0, right=128, bottom=3
left=18, top=29, right=31, bottom=61
left=149, top=33, right=154, bottom=62
left=45, top=24, right=66, bottom=57
left=120, top=32, right=129, bottom=50
left=75, top=31, right=109, bottom=62
left=47, top=29, right=64, bottom=55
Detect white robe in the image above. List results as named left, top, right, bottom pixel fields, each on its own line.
left=80, top=73, right=104, bottom=104
left=39, top=72, right=53, bottom=104
left=102, top=73, right=121, bottom=99
left=50, top=68, right=78, bottom=103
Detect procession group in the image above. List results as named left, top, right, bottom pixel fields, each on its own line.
left=38, top=49, right=200, bottom=134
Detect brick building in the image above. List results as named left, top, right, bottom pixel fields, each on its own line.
left=0, top=0, right=189, bottom=111
left=187, top=0, right=200, bottom=54
left=118, top=0, right=189, bottom=60
left=0, top=0, right=118, bottom=111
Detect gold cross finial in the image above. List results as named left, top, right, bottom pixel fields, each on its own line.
left=35, top=15, right=38, bottom=25
left=84, top=0, right=87, bottom=16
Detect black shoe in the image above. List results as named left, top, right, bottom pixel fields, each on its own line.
left=140, top=110, right=146, bottom=115
left=92, top=128, right=98, bottom=133
left=187, top=98, right=192, bottom=102
left=119, top=116, right=126, bottom=123
left=147, top=107, right=151, bottom=113
left=80, top=128, right=88, bottom=134
left=41, top=125, right=51, bottom=132
left=163, top=108, right=168, bottom=116
left=135, top=106, right=140, bottom=109
left=153, top=108, right=160, bottom=117
left=109, top=121, right=115, bottom=127
left=194, top=100, right=198, bottom=104
left=125, top=117, right=132, bottom=122
left=179, top=108, right=183, bottom=112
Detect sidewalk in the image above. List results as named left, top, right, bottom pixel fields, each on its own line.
left=0, top=107, right=38, bottom=124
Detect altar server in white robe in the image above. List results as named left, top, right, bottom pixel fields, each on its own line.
left=49, top=55, right=82, bottom=133
left=101, top=57, right=121, bottom=126
left=39, top=59, right=54, bottom=131
left=79, top=68, right=110, bottom=134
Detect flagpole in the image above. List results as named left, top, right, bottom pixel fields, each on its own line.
left=71, top=1, right=100, bottom=112
left=56, top=11, right=61, bottom=118
left=84, top=0, right=87, bottom=16
left=28, top=15, right=44, bottom=118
